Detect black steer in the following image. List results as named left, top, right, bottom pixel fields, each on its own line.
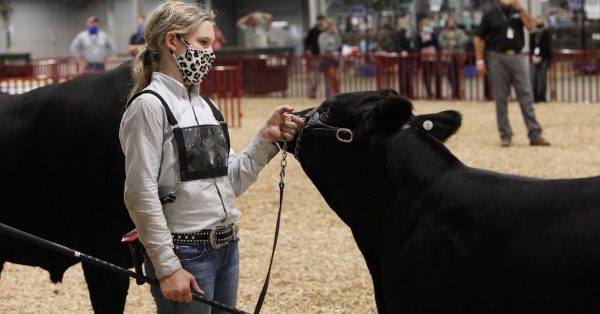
left=0, top=63, right=134, bottom=313
left=288, top=89, right=600, bottom=314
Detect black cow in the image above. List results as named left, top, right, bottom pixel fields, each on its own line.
left=288, top=89, right=600, bottom=314
left=0, top=63, right=134, bottom=313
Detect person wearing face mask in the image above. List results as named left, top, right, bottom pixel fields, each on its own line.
left=119, top=2, right=303, bottom=313
left=128, top=15, right=147, bottom=57
left=474, top=0, right=551, bottom=147
left=415, top=18, right=441, bottom=99
left=529, top=16, right=552, bottom=103
left=392, top=14, right=416, bottom=99
left=439, top=17, right=468, bottom=99
left=69, top=16, right=116, bottom=71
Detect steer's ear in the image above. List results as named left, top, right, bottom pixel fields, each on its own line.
left=356, top=95, right=413, bottom=135
left=411, top=110, right=462, bottom=142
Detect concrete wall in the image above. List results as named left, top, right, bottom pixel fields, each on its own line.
left=222, top=0, right=306, bottom=48
left=5, top=0, right=192, bottom=59
left=3, top=0, right=309, bottom=59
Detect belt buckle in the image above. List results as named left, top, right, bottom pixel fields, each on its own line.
left=232, top=224, right=239, bottom=241
left=209, top=226, right=225, bottom=249
left=505, top=49, right=515, bottom=56
left=209, top=225, right=235, bottom=249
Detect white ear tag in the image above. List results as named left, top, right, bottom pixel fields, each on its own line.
left=423, top=120, right=433, bottom=131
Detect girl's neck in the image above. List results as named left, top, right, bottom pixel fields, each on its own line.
left=158, top=53, right=186, bottom=87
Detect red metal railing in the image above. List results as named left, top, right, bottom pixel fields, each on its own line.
left=201, top=65, right=243, bottom=127
left=551, top=49, right=600, bottom=103
left=1, top=57, right=243, bottom=127
left=2, top=51, right=598, bottom=104
left=0, top=75, right=55, bottom=94
left=213, top=50, right=599, bottom=103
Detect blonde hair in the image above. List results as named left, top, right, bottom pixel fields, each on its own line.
left=129, top=1, right=213, bottom=101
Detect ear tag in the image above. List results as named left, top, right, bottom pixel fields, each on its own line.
left=423, top=120, right=433, bottom=131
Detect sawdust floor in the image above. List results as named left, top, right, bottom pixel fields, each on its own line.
left=1, top=97, right=599, bottom=313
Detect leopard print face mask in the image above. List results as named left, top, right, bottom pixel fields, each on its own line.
left=173, top=37, right=216, bottom=86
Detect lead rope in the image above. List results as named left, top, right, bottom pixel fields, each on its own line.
left=254, top=141, right=287, bottom=314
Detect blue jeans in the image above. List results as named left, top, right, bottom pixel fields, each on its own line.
left=85, top=62, right=105, bottom=71
left=144, top=240, right=240, bottom=314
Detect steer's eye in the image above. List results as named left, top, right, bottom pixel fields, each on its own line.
left=323, top=110, right=334, bottom=122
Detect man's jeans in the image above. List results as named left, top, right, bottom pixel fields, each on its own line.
left=85, top=62, right=105, bottom=71
left=144, top=241, right=240, bottom=314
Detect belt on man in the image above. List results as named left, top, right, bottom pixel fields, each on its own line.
left=502, top=49, right=520, bottom=56
left=172, top=224, right=239, bottom=249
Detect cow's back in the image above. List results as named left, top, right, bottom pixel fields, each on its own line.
left=0, top=63, right=134, bottom=281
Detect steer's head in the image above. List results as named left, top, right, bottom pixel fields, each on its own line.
left=287, top=89, right=461, bottom=225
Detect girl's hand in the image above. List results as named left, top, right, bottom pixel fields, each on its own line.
left=259, top=105, right=305, bottom=143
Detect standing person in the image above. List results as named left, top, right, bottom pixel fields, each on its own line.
left=474, top=0, right=551, bottom=147
left=318, top=19, right=341, bottom=97
left=415, top=18, right=441, bottom=99
left=236, top=11, right=272, bottom=48
left=119, top=2, right=303, bottom=313
left=439, top=17, right=468, bottom=99
left=530, top=16, right=552, bottom=103
left=393, top=15, right=415, bottom=98
left=304, top=14, right=325, bottom=98
left=70, top=16, right=116, bottom=71
left=128, top=15, right=147, bottom=57
left=376, top=23, right=395, bottom=53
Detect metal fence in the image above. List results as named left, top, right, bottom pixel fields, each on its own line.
left=2, top=50, right=598, bottom=104
left=213, top=50, right=600, bottom=103
left=0, top=57, right=243, bottom=126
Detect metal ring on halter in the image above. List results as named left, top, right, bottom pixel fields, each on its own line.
left=336, top=128, right=353, bottom=143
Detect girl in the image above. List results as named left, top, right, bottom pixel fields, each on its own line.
left=119, top=2, right=303, bottom=313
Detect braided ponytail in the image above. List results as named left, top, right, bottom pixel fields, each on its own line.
left=128, top=48, right=156, bottom=103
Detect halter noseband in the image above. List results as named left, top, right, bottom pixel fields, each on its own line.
left=293, top=107, right=355, bottom=160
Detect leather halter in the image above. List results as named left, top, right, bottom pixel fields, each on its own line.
left=294, top=107, right=355, bottom=160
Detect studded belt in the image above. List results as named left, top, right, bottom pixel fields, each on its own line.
left=172, top=224, right=239, bottom=249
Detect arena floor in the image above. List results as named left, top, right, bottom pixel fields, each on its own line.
left=1, top=97, right=599, bottom=313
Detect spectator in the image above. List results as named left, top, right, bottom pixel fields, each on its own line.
left=212, top=24, right=226, bottom=50
left=318, top=19, right=342, bottom=97
left=530, top=15, right=552, bottom=103
left=70, top=16, right=116, bottom=71
left=236, top=11, right=272, bottom=48
left=305, top=14, right=325, bottom=55
left=304, top=14, right=325, bottom=98
left=376, top=23, right=395, bottom=53
left=474, top=0, right=550, bottom=147
left=439, top=17, right=468, bottom=99
left=393, top=15, right=415, bottom=98
left=415, top=17, right=441, bottom=99
left=128, top=15, right=147, bottom=57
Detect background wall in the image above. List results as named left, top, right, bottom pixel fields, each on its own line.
left=3, top=0, right=309, bottom=59
left=5, top=0, right=199, bottom=59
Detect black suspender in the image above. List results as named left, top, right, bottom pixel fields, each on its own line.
left=127, top=90, right=231, bottom=150
left=200, top=94, right=230, bottom=154
left=127, top=90, right=231, bottom=184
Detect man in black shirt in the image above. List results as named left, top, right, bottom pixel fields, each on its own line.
left=128, top=15, right=146, bottom=57
left=530, top=16, right=552, bottom=103
left=474, top=0, right=551, bottom=147
left=304, top=14, right=325, bottom=98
